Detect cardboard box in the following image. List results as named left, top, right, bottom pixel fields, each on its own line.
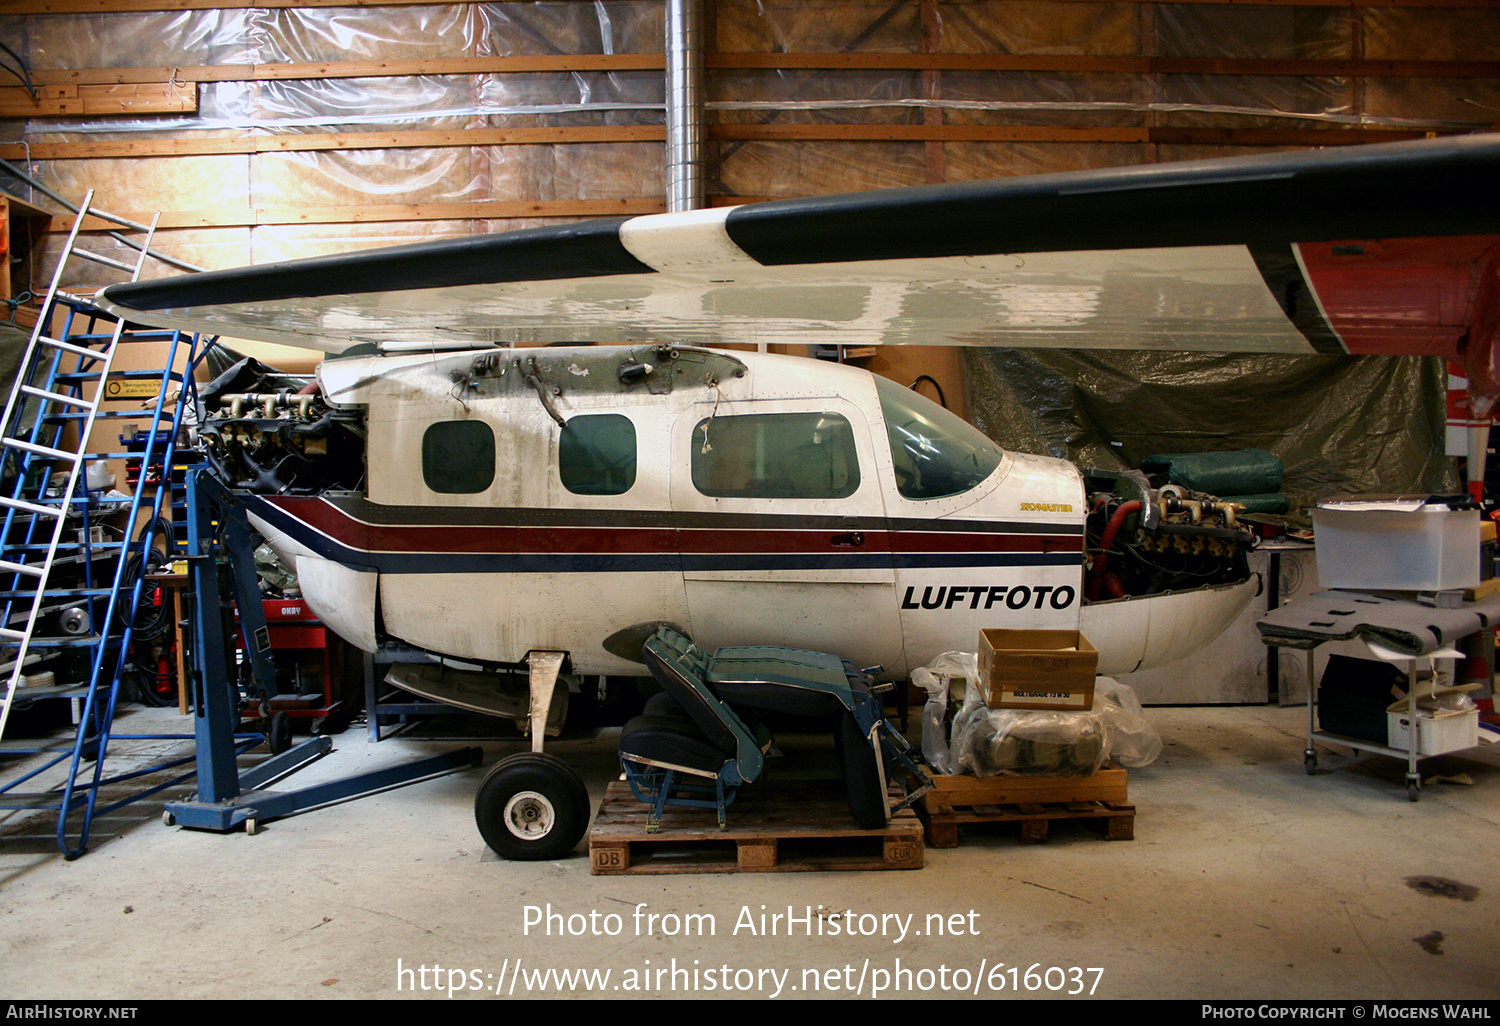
left=1387, top=710, right=1480, bottom=756
left=1312, top=497, right=1480, bottom=592
left=979, top=628, right=1098, bottom=710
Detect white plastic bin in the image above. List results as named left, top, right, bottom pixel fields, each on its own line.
left=1387, top=710, right=1480, bottom=756
left=1312, top=498, right=1479, bottom=591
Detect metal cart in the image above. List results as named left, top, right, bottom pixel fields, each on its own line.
left=1291, top=642, right=1469, bottom=802
left=1260, top=589, right=1495, bottom=802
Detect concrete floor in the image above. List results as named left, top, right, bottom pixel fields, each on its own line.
left=0, top=701, right=1497, bottom=1002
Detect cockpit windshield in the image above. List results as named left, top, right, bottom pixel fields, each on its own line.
left=874, top=375, right=1004, bottom=500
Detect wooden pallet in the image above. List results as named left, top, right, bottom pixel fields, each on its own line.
left=918, top=768, right=1134, bottom=847
left=589, top=779, right=924, bottom=875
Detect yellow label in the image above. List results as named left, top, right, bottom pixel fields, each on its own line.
left=103, top=379, right=162, bottom=400
left=1020, top=502, right=1074, bottom=513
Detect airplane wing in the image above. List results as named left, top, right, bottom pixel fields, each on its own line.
left=99, top=133, right=1500, bottom=400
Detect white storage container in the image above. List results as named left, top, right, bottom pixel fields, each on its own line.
left=1312, top=497, right=1479, bottom=592
left=1387, top=710, right=1480, bottom=756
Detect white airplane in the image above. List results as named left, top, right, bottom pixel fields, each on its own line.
left=98, top=133, right=1500, bottom=858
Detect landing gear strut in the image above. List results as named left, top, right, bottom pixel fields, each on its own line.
left=472, top=649, right=592, bottom=860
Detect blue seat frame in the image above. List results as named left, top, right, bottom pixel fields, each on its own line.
left=619, top=627, right=930, bottom=831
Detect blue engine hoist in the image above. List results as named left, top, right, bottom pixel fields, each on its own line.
left=162, top=469, right=480, bottom=835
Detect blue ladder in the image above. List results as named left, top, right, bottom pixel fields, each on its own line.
left=0, top=192, right=209, bottom=858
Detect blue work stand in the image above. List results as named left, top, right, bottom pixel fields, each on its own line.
left=163, top=471, right=479, bottom=835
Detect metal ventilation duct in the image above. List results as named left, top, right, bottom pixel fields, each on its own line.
left=665, top=0, right=705, bottom=213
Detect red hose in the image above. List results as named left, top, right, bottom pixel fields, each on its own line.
left=1087, top=500, right=1141, bottom=600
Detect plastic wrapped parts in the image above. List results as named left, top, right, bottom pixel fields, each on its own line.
left=1094, top=678, right=1163, bottom=769
left=918, top=652, right=1163, bottom=776
left=951, top=703, right=1109, bottom=777
left=909, top=651, right=975, bottom=776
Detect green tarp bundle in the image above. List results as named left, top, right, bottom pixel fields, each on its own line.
left=1218, top=492, right=1290, bottom=515
left=1140, top=449, right=1290, bottom=513
left=1141, top=448, right=1284, bottom=496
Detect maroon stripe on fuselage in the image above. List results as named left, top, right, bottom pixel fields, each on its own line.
left=264, top=495, right=1080, bottom=555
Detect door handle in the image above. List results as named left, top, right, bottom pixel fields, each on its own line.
left=830, top=532, right=865, bottom=547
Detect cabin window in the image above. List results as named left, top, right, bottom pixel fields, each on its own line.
left=692, top=411, right=860, bottom=499
left=421, top=420, right=495, bottom=494
left=874, top=374, right=1002, bottom=500
left=560, top=414, right=637, bottom=495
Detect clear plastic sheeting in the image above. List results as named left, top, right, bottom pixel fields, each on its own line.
left=963, top=349, right=1458, bottom=519
left=478, top=2, right=664, bottom=55
left=910, top=650, right=1163, bottom=777
left=1154, top=5, right=1352, bottom=62
left=952, top=701, right=1111, bottom=777
left=715, top=0, right=921, bottom=54
left=0, top=9, right=256, bottom=69
left=714, top=139, right=928, bottom=197
left=936, top=1, right=1138, bottom=57
left=255, top=5, right=483, bottom=63
left=1363, top=7, right=1500, bottom=62
left=1094, top=678, right=1162, bottom=769
left=0, top=1, right=1495, bottom=297
left=910, top=650, right=975, bottom=775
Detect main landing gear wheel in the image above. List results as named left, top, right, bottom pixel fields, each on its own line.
left=474, top=752, right=590, bottom=861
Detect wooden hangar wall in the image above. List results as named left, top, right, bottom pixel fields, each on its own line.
left=0, top=0, right=1495, bottom=437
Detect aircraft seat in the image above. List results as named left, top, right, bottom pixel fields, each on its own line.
left=618, top=630, right=773, bottom=830
left=619, top=627, right=929, bottom=831
left=707, top=647, right=855, bottom=716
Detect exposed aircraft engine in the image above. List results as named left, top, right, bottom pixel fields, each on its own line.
left=198, top=377, right=366, bottom=495
left=1083, top=471, right=1254, bottom=603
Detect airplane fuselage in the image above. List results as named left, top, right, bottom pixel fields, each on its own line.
left=240, top=345, right=1254, bottom=679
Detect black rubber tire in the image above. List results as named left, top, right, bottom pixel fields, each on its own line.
left=474, top=752, right=591, bottom=861
left=267, top=711, right=293, bottom=755
left=834, top=711, right=889, bottom=829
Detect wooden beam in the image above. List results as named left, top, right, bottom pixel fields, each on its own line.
left=710, top=124, right=1461, bottom=145
left=0, top=82, right=194, bottom=117
left=4, top=123, right=1470, bottom=164
left=23, top=53, right=1497, bottom=90
left=25, top=55, right=665, bottom=87
left=708, top=53, right=1500, bottom=78
left=1144, top=127, right=1443, bottom=146
left=711, top=125, right=1152, bottom=142
left=66, top=197, right=664, bottom=230
left=0, top=126, right=666, bottom=161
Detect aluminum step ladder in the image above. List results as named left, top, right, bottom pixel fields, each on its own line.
left=0, top=190, right=207, bottom=857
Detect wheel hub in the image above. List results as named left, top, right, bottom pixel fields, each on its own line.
left=503, top=790, right=556, bottom=839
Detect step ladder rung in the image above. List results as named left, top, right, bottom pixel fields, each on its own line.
left=0, top=588, right=113, bottom=599
left=75, top=249, right=137, bottom=274
left=19, top=385, right=94, bottom=412
left=0, top=559, right=45, bottom=578
left=48, top=411, right=177, bottom=422
left=8, top=634, right=104, bottom=649
left=39, top=335, right=108, bottom=363
left=114, top=370, right=182, bottom=382
left=3, top=438, right=82, bottom=463
left=0, top=627, right=27, bottom=642
left=4, top=542, right=124, bottom=553
left=0, top=496, right=64, bottom=519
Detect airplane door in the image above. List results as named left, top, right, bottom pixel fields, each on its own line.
left=669, top=396, right=906, bottom=675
